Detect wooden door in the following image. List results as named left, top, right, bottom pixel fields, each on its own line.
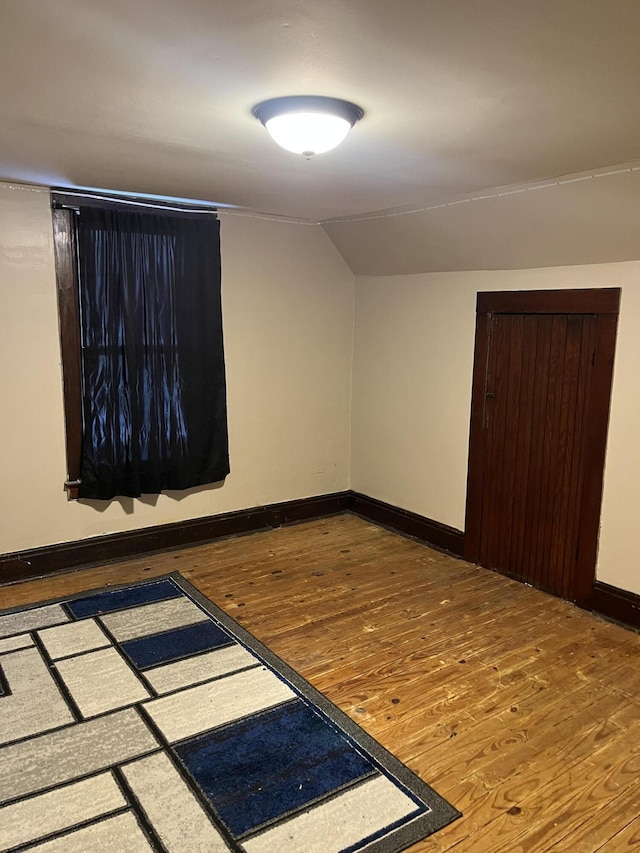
left=465, top=289, right=619, bottom=606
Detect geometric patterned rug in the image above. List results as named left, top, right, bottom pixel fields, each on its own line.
left=0, top=573, right=460, bottom=852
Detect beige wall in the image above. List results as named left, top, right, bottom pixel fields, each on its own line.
left=3, top=180, right=639, bottom=598
left=351, top=264, right=640, bottom=595
left=0, top=183, right=354, bottom=554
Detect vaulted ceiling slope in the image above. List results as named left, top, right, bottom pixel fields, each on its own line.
left=2, top=1, right=640, bottom=272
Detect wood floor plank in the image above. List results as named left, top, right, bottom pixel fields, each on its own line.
left=1, top=514, right=639, bottom=852
left=554, top=783, right=640, bottom=851
left=452, top=715, right=640, bottom=852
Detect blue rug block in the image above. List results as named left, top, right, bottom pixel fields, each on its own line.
left=67, top=579, right=181, bottom=618
left=121, top=620, right=233, bottom=668
left=175, top=699, right=377, bottom=836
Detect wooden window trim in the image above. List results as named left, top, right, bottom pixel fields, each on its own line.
left=52, top=206, right=82, bottom=500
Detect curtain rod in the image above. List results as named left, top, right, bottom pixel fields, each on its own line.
left=51, top=189, right=218, bottom=216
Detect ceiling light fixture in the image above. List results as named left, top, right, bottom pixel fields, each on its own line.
left=252, top=96, right=364, bottom=158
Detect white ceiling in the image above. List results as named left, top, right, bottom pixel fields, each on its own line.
left=2, top=0, right=640, bottom=223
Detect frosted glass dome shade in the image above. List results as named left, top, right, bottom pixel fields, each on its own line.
left=265, top=112, right=351, bottom=156
left=253, top=96, right=364, bottom=157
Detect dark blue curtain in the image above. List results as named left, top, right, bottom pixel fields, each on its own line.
left=76, top=206, right=229, bottom=500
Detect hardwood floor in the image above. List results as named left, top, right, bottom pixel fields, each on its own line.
left=1, top=513, right=639, bottom=851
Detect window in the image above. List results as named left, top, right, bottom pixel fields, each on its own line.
left=52, top=193, right=229, bottom=500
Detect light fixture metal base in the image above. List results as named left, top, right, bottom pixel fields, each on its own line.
left=252, top=95, right=364, bottom=127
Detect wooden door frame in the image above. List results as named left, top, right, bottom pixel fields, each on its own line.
left=464, top=288, right=620, bottom=608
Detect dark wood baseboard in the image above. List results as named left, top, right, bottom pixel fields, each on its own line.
left=592, top=581, right=640, bottom=632
left=348, top=492, right=465, bottom=557
left=5, top=491, right=636, bottom=632
left=0, top=492, right=350, bottom=585
left=0, top=490, right=464, bottom=586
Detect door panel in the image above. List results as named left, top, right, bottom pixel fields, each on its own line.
left=478, top=312, right=597, bottom=599
left=465, top=289, right=619, bottom=606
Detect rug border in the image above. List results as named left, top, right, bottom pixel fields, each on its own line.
left=0, top=571, right=461, bottom=851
